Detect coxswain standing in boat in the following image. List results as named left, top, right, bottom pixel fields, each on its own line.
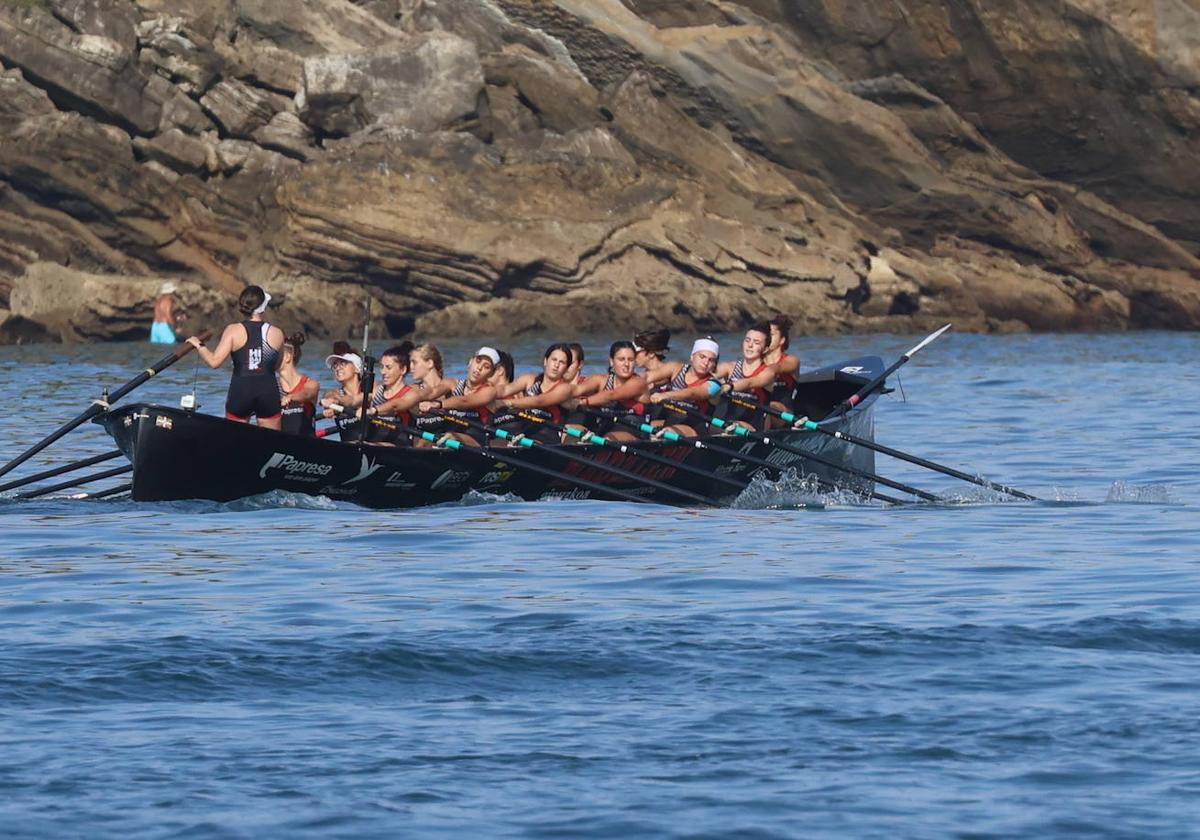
left=186, top=286, right=284, bottom=429
left=764, top=314, right=801, bottom=427
left=491, top=343, right=575, bottom=444
left=277, top=332, right=320, bottom=436
left=566, top=340, right=646, bottom=441
left=363, top=342, right=419, bottom=446
left=414, top=347, right=500, bottom=447
left=647, top=337, right=721, bottom=437
left=319, top=350, right=365, bottom=439
left=712, top=322, right=777, bottom=432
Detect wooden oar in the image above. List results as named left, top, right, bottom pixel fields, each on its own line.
left=443, top=414, right=721, bottom=506
left=659, top=401, right=939, bottom=502
left=0, top=450, right=124, bottom=494
left=607, top=413, right=907, bottom=506
left=829, top=323, right=952, bottom=417
left=400, top=423, right=653, bottom=505
left=0, top=330, right=212, bottom=480
left=724, top=395, right=1039, bottom=501
left=16, top=465, right=133, bottom=500
left=512, top=409, right=749, bottom=493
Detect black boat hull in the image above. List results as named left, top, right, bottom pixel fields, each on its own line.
left=97, top=357, right=883, bottom=508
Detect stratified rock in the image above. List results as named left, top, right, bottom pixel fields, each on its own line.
left=0, top=0, right=162, bottom=135
left=134, top=128, right=211, bottom=174
left=136, top=15, right=224, bottom=94
left=300, top=32, right=484, bottom=136
left=7, top=262, right=227, bottom=342
left=251, top=111, right=315, bottom=160
left=200, top=78, right=290, bottom=138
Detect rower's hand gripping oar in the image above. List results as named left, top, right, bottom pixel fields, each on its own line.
left=601, top=408, right=906, bottom=506
left=0, top=330, right=213, bottom=480
left=394, top=419, right=654, bottom=505
left=512, top=410, right=749, bottom=493
left=830, top=323, right=952, bottom=417
left=441, top=413, right=721, bottom=506
left=659, top=400, right=940, bottom=503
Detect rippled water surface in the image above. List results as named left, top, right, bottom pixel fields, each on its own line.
left=0, top=331, right=1197, bottom=838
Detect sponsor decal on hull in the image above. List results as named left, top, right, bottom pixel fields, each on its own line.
left=260, top=452, right=335, bottom=481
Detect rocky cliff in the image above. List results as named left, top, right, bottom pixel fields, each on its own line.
left=1, top=0, right=1198, bottom=342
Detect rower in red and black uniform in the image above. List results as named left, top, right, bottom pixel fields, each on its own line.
left=319, top=349, right=366, bottom=439
left=565, top=343, right=587, bottom=387
left=632, top=328, right=679, bottom=393
left=492, top=343, right=574, bottom=444
left=415, top=347, right=499, bottom=447
left=568, top=340, right=646, bottom=441
left=712, top=322, right=777, bottom=432
left=764, top=314, right=801, bottom=424
left=363, top=342, right=417, bottom=446
left=277, top=332, right=319, bottom=436
left=186, top=285, right=285, bottom=430
left=648, top=337, right=721, bottom=437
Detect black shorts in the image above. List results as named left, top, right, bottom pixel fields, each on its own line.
left=226, top=375, right=281, bottom=420
left=714, top=392, right=768, bottom=431
left=415, top=411, right=489, bottom=446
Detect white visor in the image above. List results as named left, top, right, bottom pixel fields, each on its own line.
left=253, top=291, right=272, bottom=315
left=325, top=352, right=363, bottom=373
left=475, top=346, right=500, bottom=366
left=692, top=338, right=719, bottom=357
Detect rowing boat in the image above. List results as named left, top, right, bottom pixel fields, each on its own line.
left=94, top=356, right=885, bottom=507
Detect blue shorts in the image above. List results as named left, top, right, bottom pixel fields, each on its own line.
left=150, top=321, right=177, bottom=344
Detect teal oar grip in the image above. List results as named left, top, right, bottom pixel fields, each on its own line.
left=420, top=431, right=438, bottom=442
left=519, top=437, right=534, bottom=447
left=565, top=427, right=585, bottom=439
left=442, top=438, right=462, bottom=450
left=587, top=434, right=607, bottom=445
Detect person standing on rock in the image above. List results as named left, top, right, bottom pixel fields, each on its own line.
left=185, top=286, right=285, bottom=430
left=150, top=282, right=185, bottom=344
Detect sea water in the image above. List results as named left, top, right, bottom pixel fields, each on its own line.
left=0, top=331, right=1197, bottom=838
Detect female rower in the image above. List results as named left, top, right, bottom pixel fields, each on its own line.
left=648, top=337, right=721, bottom=437
left=409, top=343, right=447, bottom=397
left=414, top=347, right=500, bottom=447
left=363, top=341, right=418, bottom=445
left=186, top=285, right=285, bottom=429
left=764, top=314, right=801, bottom=425
left=565, top=342, right=587, bottom=385
left=490, top=349, right=514, bottom=390
left=319, top=349, right=365, bottom=439
left=712, top=322, right=777, bottom=431
left=277, top=332, right=319, bottom=436
left=568, top=340, right=646, bottom=441
left=492, top=343, right=575, bottom=443
left=633, top=328, right=683, bottom=393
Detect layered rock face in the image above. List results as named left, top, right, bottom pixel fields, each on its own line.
left=1, top=0, right=1197, bottom=342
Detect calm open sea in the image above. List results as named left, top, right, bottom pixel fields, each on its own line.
left=0, top=331, right=1197, bottom=839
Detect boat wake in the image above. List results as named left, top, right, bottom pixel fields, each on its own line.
left=731, top=469, right=856, bottom=510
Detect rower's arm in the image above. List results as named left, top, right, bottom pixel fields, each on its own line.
left=572, top=375, right=604, bottom=399
left=298, top=377, right=321, bottom=403
left=371, top=386, right=423, bottom=417
left=642, top=361, right=682, bottom=388
left=582, top=374, right=646, bottom=406
left=506, top=381, right=572, bottom=409
left=441, top=384, right=497, bottom=411
left=651, top=382, right=716, bottom=404
left=732, top=364, right=777, bottom=392
left=496, top=375, right=532, bottom=399
left=187, top=324, right=238, bottom=368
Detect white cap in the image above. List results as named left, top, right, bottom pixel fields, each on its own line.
left=691, top=338, right=719, bottom=357
left=475, top=346, right=500, bottom=365
left=252, top=290, right=272, bottom=315
left=325, top=352, right=363, bottom=373
left=158, top=282, right=178, bottom=295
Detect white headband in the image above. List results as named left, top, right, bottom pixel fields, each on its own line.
left=253, top=291, right=271, bottom=315
left=475, top=346, right=500, bottom=365
left=692, top=338, right=719, bottom=357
